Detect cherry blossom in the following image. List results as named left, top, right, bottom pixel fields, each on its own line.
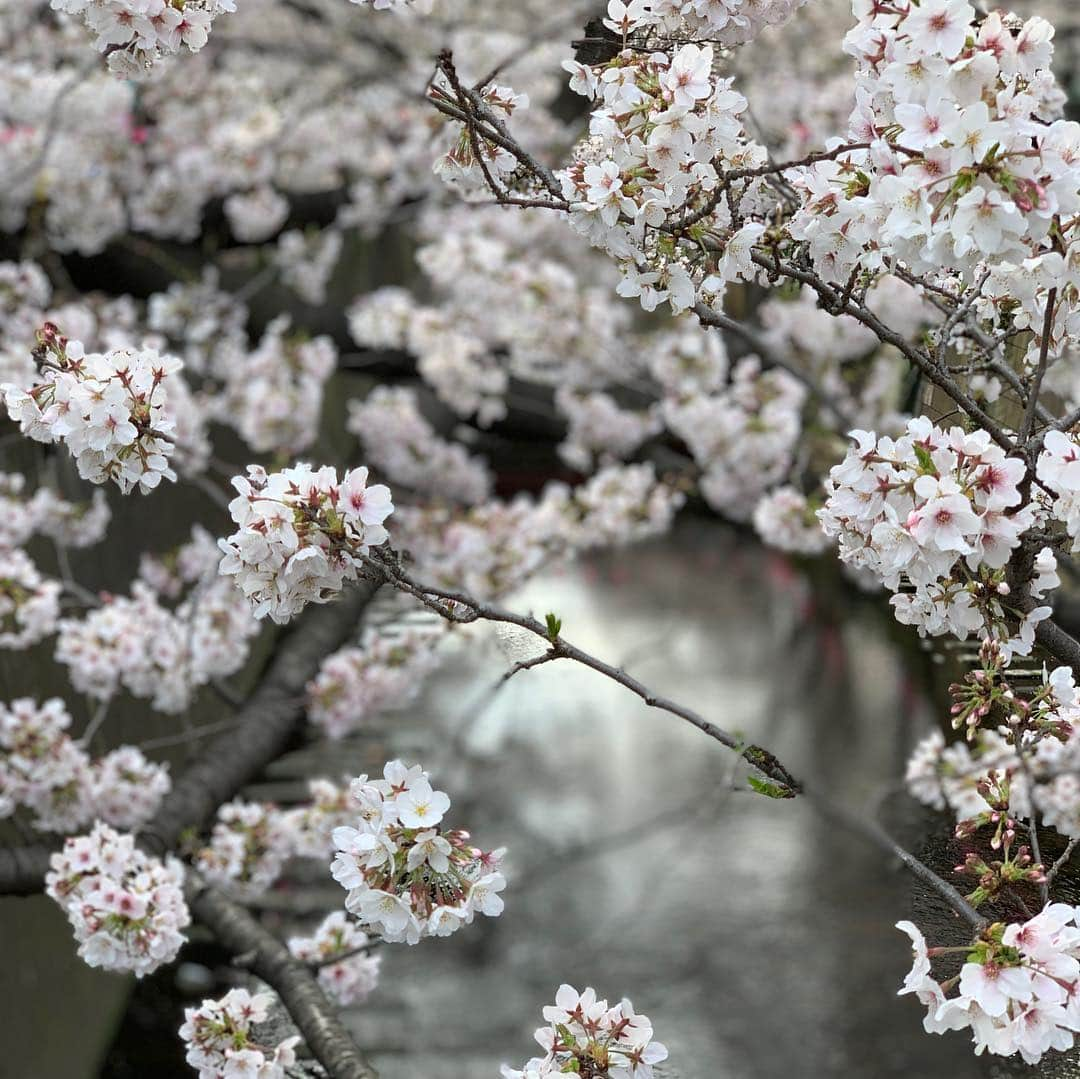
left=329, top=759, right=505, bottom=944
left=287, top=912, right=382, bottom=1007
left=217, top=463, right=393, bottom=624
left=503, top=984, right=669, bottom=1079
left=46, top=821, right=190, bottom=976
left=179, top=989, right=300, bottom=1079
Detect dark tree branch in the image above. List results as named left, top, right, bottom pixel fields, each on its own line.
left=1021, top=288, right=1057, bottom=444
left=190, top=878, right=378, bottom=1079
left=364, top=549, right=802, bottom=795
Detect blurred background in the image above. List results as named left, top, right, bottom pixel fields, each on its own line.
left=5, top=1, right=1080, bottom=1077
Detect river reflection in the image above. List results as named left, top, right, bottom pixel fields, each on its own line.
left=346, top=519, right=982, bottom=1079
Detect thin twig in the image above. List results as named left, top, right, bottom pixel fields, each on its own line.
left=1047, top=835, right=1080, bottom=887
left=1020, top=288, right=1057, bottom=444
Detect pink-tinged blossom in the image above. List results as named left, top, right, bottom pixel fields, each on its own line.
left=897, top=908, right=1080, bottom=1064
left=217, top=462, right=393, bottom=625
left=46, top=821, right=189, bottom=976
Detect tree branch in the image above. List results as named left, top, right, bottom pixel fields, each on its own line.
left=190, top=878, right=378, bottom=1079
left=364, top=550, right=802, bottom=794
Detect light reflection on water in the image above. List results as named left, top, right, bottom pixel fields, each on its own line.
left=348, top=519, right=983, bottom=1079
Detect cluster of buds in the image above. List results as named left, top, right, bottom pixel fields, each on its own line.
left=954, top=772, right=1046, bottom=909
left=330, top=760, right=506, bottom=944
left=949, top=638, right=1077, bottom=747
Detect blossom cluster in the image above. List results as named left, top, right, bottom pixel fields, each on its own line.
left=664, top=356, right=805, bottom=522
left=217, top=463, right=393, bottom=624
left=613, top=0, right=807, bottom=46
left=280, top=779, right=360, bottom=860
left=347, top=285, right=510, bottom=427
left=275, top=228, right=343, bottom=306
left=306, top=626, right=445, bottom=740
left=220, top=316, right=337, bottom=456
left=1037, top=431, right=1080, bottom=551
left=56, top=535, right=259, bottom=715
left=0, top=472, right=110, bottom=550
left=45, top=821, right=189, bottom=976
left=555, top=387, right=661, bottom=473
left=347, top=386, right=492, bottom=505
left=0, top=697, right=170, bottom=833
left=0, top=549, right=61, bottom=650
left=2, top=326, right=180, bottom=495
left=395, top=462, right=683, bottom=600
left=554, top=31, right=766, bottom=317
left=898, top=910, right=1080, bottom=1065
left=287, top=911, right=382, bottom=1007
left=819, top=420, right=1037, bottom=647
left=501, top=984, right=668, bottom=1079
left=905, top=687, right=1080, bottom=843
left=52, top=0, right=236, bottom=78
left=752, top=486, right=832, bottom=555
left=179, top=989, right=299, bottom=1079
left=193, top=779, right=367, bottom=896
left=194, top=800, right=294, bottom=900
left=793, top=1, right=1079, bottom=370
left=330, top=760, right=506, bottom=944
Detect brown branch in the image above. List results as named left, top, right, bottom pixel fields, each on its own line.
left=190, top=878, right=378, bottom=1079
left=359, top=551, right=994, bottom=927
left=747, top=250, right=1018, bottom=453
left=143, top=579, right=381, bottom=854
left=805, top=789, right=986, bottom=929
left=365, top=550, right=801, bottom=794
left=1047, top=835, right=1080, bottom=887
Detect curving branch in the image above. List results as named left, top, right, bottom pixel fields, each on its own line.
left=190, top=877, right=379, bottom=1079
left=363, top=548, right=802, bottom=795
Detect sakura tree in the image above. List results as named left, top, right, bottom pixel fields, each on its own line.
left=6, top=0, right=1080, bottom=1074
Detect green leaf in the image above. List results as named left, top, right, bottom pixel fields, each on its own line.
left=913, top=443, right=935, bottom=473
left=747, top=776, right=796, bottom=800
left=545, top=612, right=562, bottom=640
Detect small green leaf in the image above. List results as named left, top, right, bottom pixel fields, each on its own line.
left=747, top=776, right=796, bottom=799
left=545, top=612, right=562, bottom=640
left=913, top=443, right=935, bottom=473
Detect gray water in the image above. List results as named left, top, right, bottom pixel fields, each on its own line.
left=340, top=520, right=983, bottom=1079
